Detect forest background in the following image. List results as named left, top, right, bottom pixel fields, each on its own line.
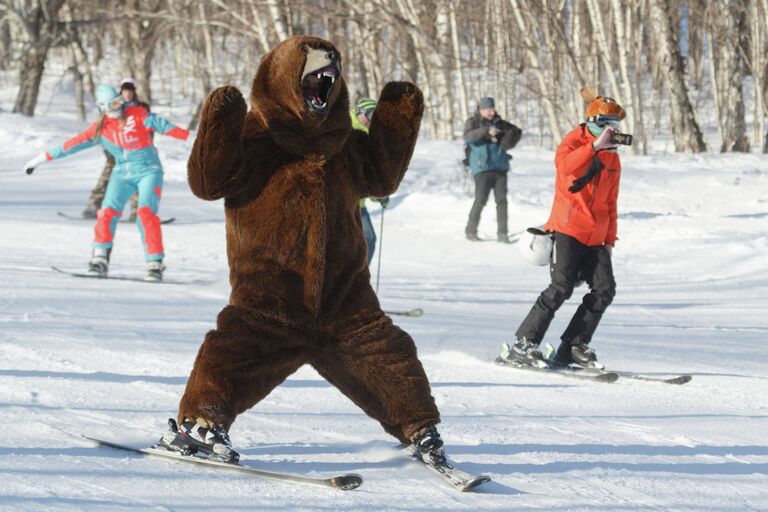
left=2, top=0, right=766, bottom=154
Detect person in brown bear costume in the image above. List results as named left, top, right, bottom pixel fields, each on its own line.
left=157, top=36, right=447, bottom=468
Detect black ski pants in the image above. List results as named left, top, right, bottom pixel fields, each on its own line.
left=515, top=232, right=615, bottom=346
left=465, top=170, right=508, bottom=237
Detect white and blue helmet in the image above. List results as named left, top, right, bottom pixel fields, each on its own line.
left=95, top=84, right=123, bottom=116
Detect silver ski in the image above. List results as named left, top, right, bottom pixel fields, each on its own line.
left=584, top=368, right=692, bottom=385
left=495, top=357, right=619, bottom=383
left=414, top=457, right=490, bottom=492
left=540, top=344, right=689, bottom=384
left=385, top=308, right=424, bottom=318
left=84, top=436, right=363, bottom=490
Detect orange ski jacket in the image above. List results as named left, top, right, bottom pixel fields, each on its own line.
left=544, top=125, right=621, bottom=247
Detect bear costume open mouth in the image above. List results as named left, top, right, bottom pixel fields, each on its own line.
left=302, top=63, right=338, bottom=115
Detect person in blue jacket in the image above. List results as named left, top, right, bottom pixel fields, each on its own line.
left=463, top=97, right=521, bottom=243
left=23, top=84, right=189, bottom=281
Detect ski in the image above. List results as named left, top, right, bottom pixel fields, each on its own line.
left=58, top=212, right=176, bottom=224
left=586, top=368, right=692, bottom=385
left=385, top=308, right=423, bottom=318
left=84, top=436, right=363, bottom=491
left=51, top=266, right=210, bottom=285
left=410, top=454, right=490, bottom=492
left=540, top=344, right=691, bottom=384
left=495, top=357, right=619, bottom=383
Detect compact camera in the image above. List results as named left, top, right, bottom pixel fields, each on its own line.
left=610, top=132, right=633, bottom=146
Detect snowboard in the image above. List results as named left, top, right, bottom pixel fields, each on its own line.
left=58, top=212, right=176, bottom=224
left=51, top=266, right=211, bottom=285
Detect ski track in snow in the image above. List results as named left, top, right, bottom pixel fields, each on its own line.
left=0, top=104, right=767, bottom=511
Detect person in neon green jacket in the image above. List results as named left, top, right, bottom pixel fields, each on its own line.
left=350, top=97, right=390, bottom=265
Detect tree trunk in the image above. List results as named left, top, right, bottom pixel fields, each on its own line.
left=266, top=0, right=289, bottom=41
left=508, top=0, right=563, bottom=145
left=449, top=0, right=468, bottom=124
left=12, top=0, right=64, bottom=116
left=711, top=0, right=750, bottom=152
left=648, top=0, right=707, bottom=152
left=116, top=0, right=163, bottom=104
left=610, top=0, right=639, bottom=154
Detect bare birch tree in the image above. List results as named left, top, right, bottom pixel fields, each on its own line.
left=648, top=0, right=707, bottom=152
left=10, top=0, right=65, bottom=116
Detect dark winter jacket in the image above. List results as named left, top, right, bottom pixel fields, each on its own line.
left=463, top=113, right=521, bottom=175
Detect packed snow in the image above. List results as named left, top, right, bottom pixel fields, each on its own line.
left=0, top=90, right=767, bottom=511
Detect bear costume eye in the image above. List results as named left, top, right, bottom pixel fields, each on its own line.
left=301, top=48, right=340, bottom=115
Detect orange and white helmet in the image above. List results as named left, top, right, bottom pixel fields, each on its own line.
left=581, top=86, right=625, bottom=123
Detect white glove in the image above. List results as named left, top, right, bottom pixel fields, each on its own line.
left=24, top=153, right=48, bottom=175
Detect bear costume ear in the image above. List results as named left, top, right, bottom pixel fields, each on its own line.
left=581, top=85, right=626, bottom=121
left=580, top=86, right=597, bottom=103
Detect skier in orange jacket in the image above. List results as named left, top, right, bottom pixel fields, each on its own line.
left=500, top=87, right=625, bottom=370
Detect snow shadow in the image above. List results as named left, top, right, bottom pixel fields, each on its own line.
left=457, top=459, right=768, bottom=476
left=447, top=442, right=768, bottom=458
left=0, top=368, right=186, bottom=385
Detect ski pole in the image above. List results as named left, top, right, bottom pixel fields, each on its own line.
left=375, top=206, right=385, bottom=294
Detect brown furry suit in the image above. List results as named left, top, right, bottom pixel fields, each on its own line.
left=178, top=36, right=440, bottom=444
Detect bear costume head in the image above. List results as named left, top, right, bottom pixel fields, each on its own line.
left=247, top=36, right=352, bottom=158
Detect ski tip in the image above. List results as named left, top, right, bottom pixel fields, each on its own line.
left=667, top=375, right=693, bottom=385
left=460, top=475, right=492, bottom=492
left=329, top=474, right=363, bottom=490
left=594, top=372, right=620, bottom=383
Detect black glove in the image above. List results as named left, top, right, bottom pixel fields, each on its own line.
left=569, top=157, right=604, bottom=193
left=377, top=196, right=390, bottom=208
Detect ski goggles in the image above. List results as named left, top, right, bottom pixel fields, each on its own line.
left=99, top=96, right=125, bottom=112
left=593, top=115, right=621, bottom=128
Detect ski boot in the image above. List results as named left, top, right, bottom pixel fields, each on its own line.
left=500, top=338, right=548, bottom=368
left=545, top=341, right=573, bottom=369
left=497, top=234, right=511, bottom=244
left=156, top=418, right=239, bottom=463
left=407, top=426, right=446, bottom=466
left=569, top=342, right=604, bottom=370
left=144, top=260, right=165, bottom=282
left=81, top=205, right=98, bottom=219
left=86, top=248, right=110, bottom=277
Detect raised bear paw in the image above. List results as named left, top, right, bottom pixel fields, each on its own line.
left=379, top=81, right=424, bottom=114
left=201, top=86, right=247, bottom=127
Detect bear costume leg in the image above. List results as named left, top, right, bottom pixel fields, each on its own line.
left=178, top=305, right=311, bottom=430
left=180, top=307, right=440, bottom=444
left=313, top=315, right=440, bottom=444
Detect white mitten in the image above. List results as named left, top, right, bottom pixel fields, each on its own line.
left=24, top=153, right=48, bottom=175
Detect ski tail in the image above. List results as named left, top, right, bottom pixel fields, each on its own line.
left=84, top=436, right=363, bottom=490
left=385, top=308, right=423, bottom=318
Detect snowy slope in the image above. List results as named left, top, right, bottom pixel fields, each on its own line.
left=0, top=107, right=767, bottom=511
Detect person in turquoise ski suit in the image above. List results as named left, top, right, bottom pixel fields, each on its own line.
left=23, top=84, right=189, bottom=280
